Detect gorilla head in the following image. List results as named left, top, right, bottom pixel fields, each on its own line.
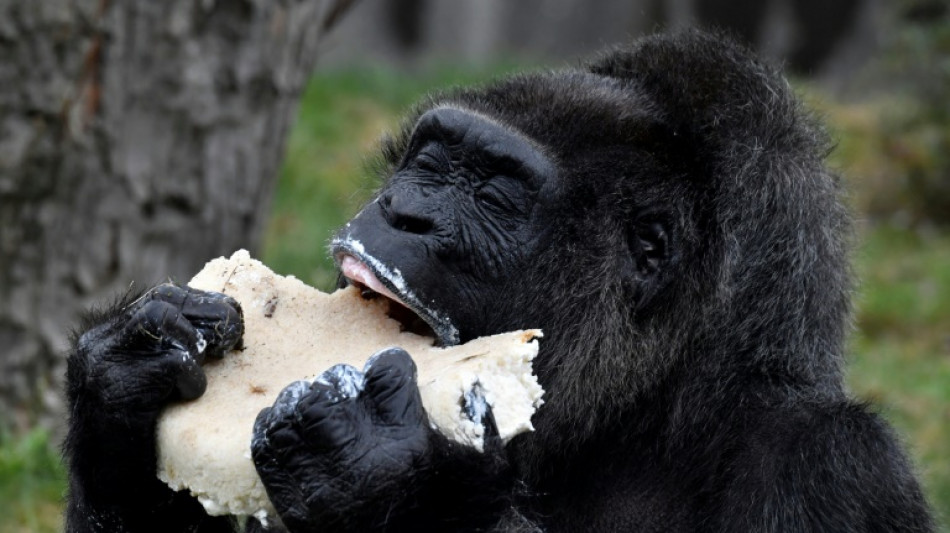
left=332, top=31, right=852, bottom=470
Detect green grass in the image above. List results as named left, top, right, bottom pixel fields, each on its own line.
left=848, top=224, right=950, bottom=528
left=0, top=429, right=66, bottom=533
left=2, top=66, right=948, bottom=532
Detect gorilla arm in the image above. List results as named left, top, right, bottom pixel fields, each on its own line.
left=712, top=401, right=934, bottom=532
left=64, top=285, right=243, bottom=533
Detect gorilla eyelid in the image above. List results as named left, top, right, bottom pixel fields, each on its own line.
left=476, top=179, right=526, bottom=215
left=415, top=151, right=446, bottom=173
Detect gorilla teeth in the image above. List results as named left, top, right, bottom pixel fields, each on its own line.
left=360, top=287, right=379, bottom=300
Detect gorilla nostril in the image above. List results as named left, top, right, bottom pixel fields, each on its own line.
left=383, top=192, right=436, bottom=235
left=393, top=214, right=434, bottom=235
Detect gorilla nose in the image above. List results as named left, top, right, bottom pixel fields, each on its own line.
left=381, top=191, right=436, bottom=235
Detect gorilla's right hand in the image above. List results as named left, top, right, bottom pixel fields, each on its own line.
left=64, top=283, right=243, bottom=533
left=73, top=283, right=243, bottom=415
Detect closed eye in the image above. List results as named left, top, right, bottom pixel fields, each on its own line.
left=410, top=145, right=449, bottom=174
left=476, top=178, right=521, bottom=213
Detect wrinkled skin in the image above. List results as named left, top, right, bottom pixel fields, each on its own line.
left=64, top=32, right=934, bottom=533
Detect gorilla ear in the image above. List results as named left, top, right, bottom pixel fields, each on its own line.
left=631, top=220, right=672, bottom=276
left=627, top=218, right=678, bottom=308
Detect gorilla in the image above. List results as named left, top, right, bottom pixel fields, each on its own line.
left=64, top=32, right=934, bottom=532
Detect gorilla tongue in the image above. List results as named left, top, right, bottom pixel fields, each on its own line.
left=339, top=255, right=405, bottom=306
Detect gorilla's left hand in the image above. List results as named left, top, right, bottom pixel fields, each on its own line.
left=252, top=348, right=515, bottom=532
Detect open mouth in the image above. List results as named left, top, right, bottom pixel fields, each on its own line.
left=339, top=254, right=436, bottom=339
left=332, top=239, right=460, bottom=346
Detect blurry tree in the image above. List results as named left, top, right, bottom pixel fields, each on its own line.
left=693, top=0, right=867, bottom=75
left=877, top=0, right=950, bottom=225
left=321, top=0, right=878, bottom=85
left=0, top=0, right=353, bottom=433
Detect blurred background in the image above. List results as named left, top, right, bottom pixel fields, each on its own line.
left=1, top=0, right=947, bottom=530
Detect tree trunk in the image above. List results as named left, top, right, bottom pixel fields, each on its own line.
left=0, top=0, right=345, bottom=433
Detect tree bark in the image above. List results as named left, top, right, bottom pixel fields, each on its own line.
left=0, top=0, right=345, bottom=433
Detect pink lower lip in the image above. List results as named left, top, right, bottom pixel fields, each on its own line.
left=339, top=255, right=404, bottom=304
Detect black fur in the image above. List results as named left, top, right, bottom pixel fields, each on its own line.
left=64, top=31, right=934, bottom=532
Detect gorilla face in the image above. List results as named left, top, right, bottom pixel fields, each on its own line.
left=331, top=85, right=682, bottom=348
left=332, top=106, right=559, bottom=345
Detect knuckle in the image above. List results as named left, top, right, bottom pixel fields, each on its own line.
left=272, top=380, right=311, bottom=417
left=296, top=385, right=334, bottom=417
left=147, top=283, right=186, bottom=304
left=364, top=348, right=417, bottom=383
left=129, top=301, right=176, bottom=336
left=315, top=364, right=365, bottom=402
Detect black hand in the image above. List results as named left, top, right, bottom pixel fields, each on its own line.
left=64, top=283, right=243, bottom=533
left=252, top=348, right=515, bottom=532
left=78, top=283, right=243, bottom=415
left=252, top=348, right=430, bottom=531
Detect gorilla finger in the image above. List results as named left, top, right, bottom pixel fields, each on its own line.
left=151, top=332, right=209, bottom=401
left=145, top=284, right=243, bottom=358
left=294, top=381, right=364, bottom=451
left=94, top=357, right=183, bottom=411
left=270, top=381, right=312, bottom=422
left=252, top=407, right=280, bottom=456
left=313, top=364, right=365, bottom=403
left=249, top=422, right=309, bottom=528
left=252, top=408, right=273, bottom=455
left=95, top=345, right=206, bottom=409
left=172, top=351, right=207, bottom=401
left=178, top=287, right=244, bottom=358
left=363, top=346, right=415, bottom=375
left=252, top=401, right=306, bottom=461
left=144, top=283, right=189, bottom=306
left=363, top=347, right=425, bottom=425
left=258, top=418, right=304, bottom=459
left=125, top=300, right=202, bottom=361
left=252, top=381, right=313, bottom=455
